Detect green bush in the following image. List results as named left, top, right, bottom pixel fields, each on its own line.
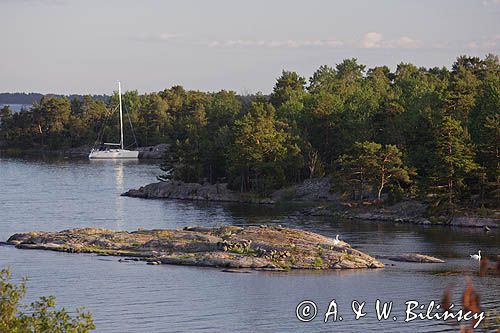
left=0, top=268, right=95, bottom=332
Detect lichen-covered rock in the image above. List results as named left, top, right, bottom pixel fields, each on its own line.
left=6, top=226, right=383, bottom=271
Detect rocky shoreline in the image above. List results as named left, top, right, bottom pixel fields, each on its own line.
left=122, top=180, right=276, bottom=204
left=303, top=202, right=499, bottom=229
left=123, top=179, right=499, bottom=229
left=4, top=226, right=384, bottom=270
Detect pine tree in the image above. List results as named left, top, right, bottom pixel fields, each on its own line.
left=336, top=141, right=411, bottom=201
left=431, top=116, right=479, bottom=213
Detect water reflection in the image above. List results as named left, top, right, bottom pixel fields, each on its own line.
left=0, top=157, right=498, bottom=333
left=88, top=159, right=140, bottom=229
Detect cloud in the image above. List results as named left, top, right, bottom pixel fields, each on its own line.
left=466, top=35, right=500, bottom=49
left=130, top=32, right=180, bottom=42
left=0, top=0, right=65, bottom=4
left=394, top=36, right=420, bottom=49
left=361, top=32, right=383, bottom=48
left=482, top=0, right=500, bottom=6
left=360, top=32, right=421, bottom=49
left=207, top=38, right=343, bottom=48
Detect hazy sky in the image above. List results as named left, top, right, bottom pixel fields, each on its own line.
left=1, top=0, right=499, bottom=94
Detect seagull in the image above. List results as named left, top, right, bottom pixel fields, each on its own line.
left=470, top=250, right=481, bottom=261
left=333, top=235, right=341, bottom=247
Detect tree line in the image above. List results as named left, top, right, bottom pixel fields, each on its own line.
left=0, top=92, right=109, bottom=105
left=0, top=54, right=498, bottom=213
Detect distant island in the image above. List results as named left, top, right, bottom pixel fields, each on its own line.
left=0, top=54, right=498, bottom=220
left=0, top=92, right=109, bottom=105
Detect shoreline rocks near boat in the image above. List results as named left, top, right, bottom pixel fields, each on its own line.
left=122, top=180, right=275, bottom=204
left=5, top=226, right=384, bottom=270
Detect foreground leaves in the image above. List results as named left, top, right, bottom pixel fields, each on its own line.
left=0, top=268, right=95, bottom=333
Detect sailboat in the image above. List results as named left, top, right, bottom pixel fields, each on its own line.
left=88, top=82, right=139, bottom=159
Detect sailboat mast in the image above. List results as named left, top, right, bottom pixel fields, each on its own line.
left=118, top=81, right=124, bottom=150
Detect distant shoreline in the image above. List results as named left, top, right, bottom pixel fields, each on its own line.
left=0, top=143, right=169, bottom=159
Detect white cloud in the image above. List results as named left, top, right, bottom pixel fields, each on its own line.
left=130, top=32, right=180, bottom=42
left=361, top=32, right=383, bottom=48
left=466, top=35, right=500, bottom=49
left=394, top=36, right=420, bottom=49
left=158, top=33, right=179, bottom=40
left=468, top=41, right=479, bottom=49
left=207, top=38, right=343, bottom=48
left=482, top=0, right=500, bottom=6
left=360, top=32, right=421, bottom=49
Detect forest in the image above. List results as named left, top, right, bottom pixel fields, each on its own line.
left=0, top=92, right=109, bottom=105
left=0, top=54, right=498, bottom=213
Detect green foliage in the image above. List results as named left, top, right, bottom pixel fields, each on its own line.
left=270, top=70, right=306, bottom=108
left=313, top=257, right=324, bottom=268
left=468, top=73, right=500, bottom=206
left=0, top=106, right=14, bottom=141
left=336, top=141, right=412, bottom=201
left=429, top=116, right=480, bottom=213
left=227, top=101, right=295, bottom=194
left=1, top=54, right=498, bottom=212
left=0, top=268, right=95, bottom=332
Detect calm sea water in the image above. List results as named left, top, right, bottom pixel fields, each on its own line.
left=0, top=157, right=498, bottom=332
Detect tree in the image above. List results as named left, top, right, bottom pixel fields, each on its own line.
left=308, top=65, right=337, bottom=94
left=301, top=91, right=344, bottom=166
left=0, top=268, right=95, bottom=332
left=228, top=102, right=291, bottom=194
left=200, top=90, right=241, bottom=183
left=445, top=56, right=481, bottom=123
left=431, top=116, right=479, bottom=212
left=334, top=58, right=366, bottom=98
left=31, top=96, right=71, bottom=147
left=270, top=71, right=306, bottom=108
left=136, top=93, right=170, bottom=146
left=0, top=105, right=13, bottom=141
left=336, top=141, right=412, bottom=201
left=68, top=96, right=109, bottom=146
left=469, top=74, right=500, bottom=205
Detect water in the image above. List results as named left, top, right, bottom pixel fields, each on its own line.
left=0, top=157, right=498, bottom=332
left=0, top=103, right=31, bottom=112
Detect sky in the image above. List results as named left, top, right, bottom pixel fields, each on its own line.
left=0, top=0, right=499, bottom=95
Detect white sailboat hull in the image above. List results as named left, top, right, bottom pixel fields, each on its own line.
left=88, top=149, right=139, bottom=159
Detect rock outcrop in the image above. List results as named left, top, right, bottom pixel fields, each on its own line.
left=137, top=144, right=169, bottom=159
left=6, top=226, right=384, bottom=270
left=303, top=200, right=499, bottom=229
left=272, top=178, right=340, bottom=202
left=122, top=180, right=275, bottom=204
left=379, top=253, right=445, bottom=263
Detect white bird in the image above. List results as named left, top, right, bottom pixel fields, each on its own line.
left=470, top=250, right=481, bottom=261
left=333, top=235, right=341, bottom=247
